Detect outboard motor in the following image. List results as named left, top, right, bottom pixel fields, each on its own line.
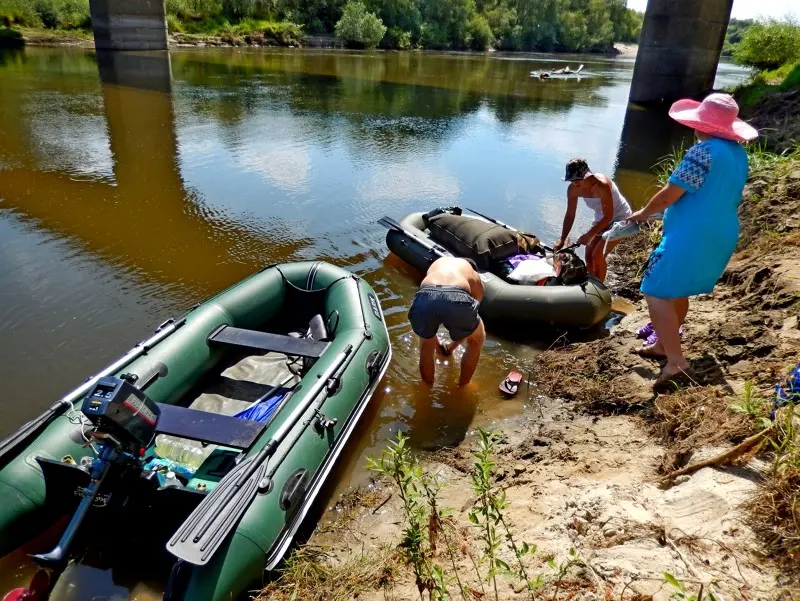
left=32, top=376, right=161, bottom=566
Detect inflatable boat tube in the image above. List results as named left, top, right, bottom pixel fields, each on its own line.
left=385, top=212, right=612, bottom=329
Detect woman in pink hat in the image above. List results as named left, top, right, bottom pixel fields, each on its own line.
left=627, top=93, right=758, bottom=391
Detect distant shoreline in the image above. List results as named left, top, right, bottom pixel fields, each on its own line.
left=15, top=27, right=639, bottom=58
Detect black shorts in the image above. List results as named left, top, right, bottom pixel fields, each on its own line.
left=408, top=285, right=480, bottom=341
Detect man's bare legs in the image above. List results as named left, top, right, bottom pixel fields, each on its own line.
left=584, top=237, right=621, bottom=282
left=431, top=320, right=486, bottom=386
left=419, top=336, right=438, bottom=386
left=458, top=319, right=485, bottom=386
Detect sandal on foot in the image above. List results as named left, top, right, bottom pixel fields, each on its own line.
left=653, top=368, right=697, bottom=393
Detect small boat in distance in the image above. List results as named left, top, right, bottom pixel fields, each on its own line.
left=530, top=64, right=585, bottom=79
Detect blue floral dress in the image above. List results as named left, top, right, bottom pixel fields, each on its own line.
left=640, top=137, right=749, bottom=299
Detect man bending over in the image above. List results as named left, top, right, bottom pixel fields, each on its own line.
left=408, top=257, right=485, bottom=386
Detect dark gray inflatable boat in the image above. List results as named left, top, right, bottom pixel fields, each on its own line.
left=383, top=212, right=612, bottom=330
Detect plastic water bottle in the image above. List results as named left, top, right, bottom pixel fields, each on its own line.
left=163, top=470, right=183, bottom=489
left=154, top=435, right=213, bottom=471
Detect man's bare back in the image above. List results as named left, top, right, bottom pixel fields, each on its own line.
left=421, top=257, right=484, bottom=302
left=409, top=256, right=486, bottom=386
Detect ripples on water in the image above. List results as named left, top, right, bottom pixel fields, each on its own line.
left=0, top=46, right=749, bottom=595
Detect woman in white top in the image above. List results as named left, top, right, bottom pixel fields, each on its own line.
left=554, top=158, right=632, bottom=281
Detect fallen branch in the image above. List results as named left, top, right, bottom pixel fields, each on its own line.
left=662, top=427, right=773, bottom=482
left=372, top=492, right=393, bottom=514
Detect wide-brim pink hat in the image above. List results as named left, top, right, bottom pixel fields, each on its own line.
left=668, top=93, right=758, bottom=142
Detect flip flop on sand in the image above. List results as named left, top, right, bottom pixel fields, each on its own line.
left=499, top=371, right=523, bottom=396
left=636, top=322, right=655, bottom=339
left=652, top=367, right=697, bottom=393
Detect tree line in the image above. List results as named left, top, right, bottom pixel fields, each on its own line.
left=1, top=0, right=643, bottom=52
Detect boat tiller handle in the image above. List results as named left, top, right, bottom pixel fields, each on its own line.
left=31, top=447, right=114, bottom=566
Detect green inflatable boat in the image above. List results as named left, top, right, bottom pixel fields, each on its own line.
left=0, top=262, right=391, bottom=601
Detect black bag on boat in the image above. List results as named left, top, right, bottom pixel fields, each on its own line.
left=423, top=210, right=536, bottom=270
left=553, top=250, right=588, bottom=286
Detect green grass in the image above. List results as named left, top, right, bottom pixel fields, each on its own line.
left=732, top=60, right=800, bottom=109
left=168, top=14, right=304, bottom=44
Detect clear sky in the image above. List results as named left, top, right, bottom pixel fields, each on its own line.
left=626, top=0, right=798, bottom=20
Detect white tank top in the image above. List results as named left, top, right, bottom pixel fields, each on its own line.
left=582, top=179, right=632, bottom=226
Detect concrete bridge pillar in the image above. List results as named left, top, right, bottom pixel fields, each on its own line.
left=630, top=0, right=733, bottom=104
left=89, top=0, right=168, bottom=51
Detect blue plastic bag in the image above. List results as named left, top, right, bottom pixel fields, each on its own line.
left=773, top=362, right=800, bottom=417
left=234, top=389, right=290, bottom=423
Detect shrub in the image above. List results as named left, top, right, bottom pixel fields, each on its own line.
left=263, top=20, right=303, bottom=44
left=0, top=0, right=40, bottom=27
left=732, top=18, right=800, bottom=71
left=381, top=26, right=412, bottom=49
left=334, top=1, right=386, bottom=49
left=166, top=13, right=184, bottom=32
left=34, top=0, right=60, bottom=28
left=466, top=13, right=492, bottom=50
left=0, top=25, right=24, bottom=47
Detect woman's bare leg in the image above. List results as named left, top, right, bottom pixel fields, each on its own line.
left=675, top=296, right=689, bottom=326
left=645, top=295, right=690, bottom=377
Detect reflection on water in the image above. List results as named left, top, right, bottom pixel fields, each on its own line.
left=0, top=45, right=748, bottom=596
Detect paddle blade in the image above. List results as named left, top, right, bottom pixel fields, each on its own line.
left=377, top=216, right=403, bottom=232
left=167, top=456, right=269, bottom=565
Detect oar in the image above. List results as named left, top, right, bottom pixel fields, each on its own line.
left=0, top=318, right=185, bottom=469
left=167, top=342, right=359, bottom=566
left=377, top=216, right=451, bottom=257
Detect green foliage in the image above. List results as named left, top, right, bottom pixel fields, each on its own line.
left=664, top=572, right=720, bottom=601
left=33, top=0, right=90, bottom=29
left=723, top=18, right=754, bottom=56
left=0, top=0, right=90, bottom=29
left=0, top=25, right=24, bottom=47
left=729, top=381, right=773, bottom=429
left=334, top=1, right=386, bottom=48
left=166, top=13, right=185, bottom=32
left=381, top=26, right=412, bottom=49
left=420, top=0, right=473, bottom=49
left=0, top=0, right=38, bottom=27
left=367, top=433, right=448, bottom=600
left=367, top=0, right=420, bottom=42
left=732, top=17, right=800, bottom=71
left=466, top=13, right=492, bottom=50
left=469, top=429, right=542, bottom=599
left=3, top=0, right=645, bottom=50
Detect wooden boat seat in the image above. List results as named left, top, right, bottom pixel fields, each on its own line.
left=155, top=404, right=265, bottom=449
left=208, top=325, right=328, bottom=359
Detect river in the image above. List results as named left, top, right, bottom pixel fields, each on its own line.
left=0, top=45, right=748, bottom=596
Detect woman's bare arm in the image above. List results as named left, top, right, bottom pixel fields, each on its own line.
left=629, top=183, right=685, bottom=222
